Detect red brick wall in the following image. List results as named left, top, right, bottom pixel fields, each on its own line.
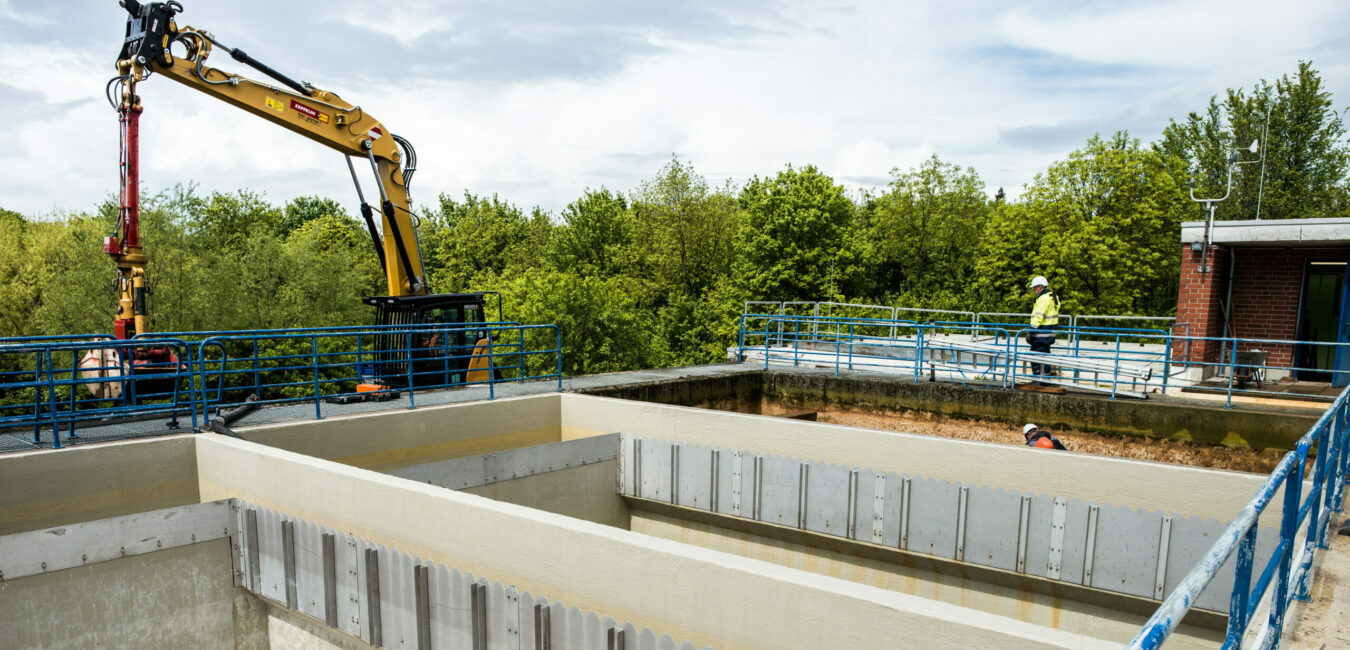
left=1228, top=249, right=1306, bottom=366
left=1175, top=245, right=1227, bottom=364
left=1175, top=245, right=1350, bottom=370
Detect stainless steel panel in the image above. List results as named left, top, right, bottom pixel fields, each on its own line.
left=906, top=477, right=959, bottom=558
left=962, top=485, right=1023, bottom=571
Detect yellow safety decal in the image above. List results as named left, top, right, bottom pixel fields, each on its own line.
left=264, top=97, right=285, bottom=114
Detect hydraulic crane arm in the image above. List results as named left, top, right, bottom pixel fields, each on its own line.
left=112, top=0, right=429, bottom=310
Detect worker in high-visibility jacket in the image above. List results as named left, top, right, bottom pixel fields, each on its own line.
left=1027, top=275, right=1061, bottom=383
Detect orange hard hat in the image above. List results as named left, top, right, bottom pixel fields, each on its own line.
left=1035, top=437, right=1056, bottom=449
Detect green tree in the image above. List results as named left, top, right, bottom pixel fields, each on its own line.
left=29, top=214, right=117, bottom=336
left=186, top=190, right=283, bottom=249
left=280, top=196, right=351, bottom=234
left=0, top=208, right=39, bottom=337
left=630, top=158, right=740, bottom=297
left=494, top=269, right=667, bottom=375
left=735, top=164, right=855, bottom=300
left=550, top=188, right=632, bottom=277
left=975, top=132, right=1189, bottom=315
left=420, top=193, right=553, bottom=292
left=859, top=155, right=990, bottom=302
left=1157, top=61, right=1349, bottom=221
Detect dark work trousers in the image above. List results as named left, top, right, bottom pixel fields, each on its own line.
left=1028, top=328, right=1057, bottom=380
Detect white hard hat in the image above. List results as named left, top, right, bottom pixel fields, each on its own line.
left=1029, top=276, right=1049, bottom=288
left=1023, top=423, right=1039, bottom=435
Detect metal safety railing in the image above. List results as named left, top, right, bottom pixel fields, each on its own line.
left=0, top=322, right=563, bottom=448
left=1130, top=385, right=1350, bottom=649
left=736, top=312, right=1350, bottom=404
left=0, top=337, right=199, bottom=447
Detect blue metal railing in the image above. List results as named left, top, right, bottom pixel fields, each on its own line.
left=1129, top=385, right=1349, bottom=649
left=0, top=322, right=563, bottom=447
left=737, top=312, right=1350, bottom=404
left=0, top=337, right=198, bottom=448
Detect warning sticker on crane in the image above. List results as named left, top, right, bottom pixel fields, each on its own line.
left=264, top=97, right=284, bottom=114
left=368, top=126, right=384, bottom=140
left=289, top=100, right=330, bottom=125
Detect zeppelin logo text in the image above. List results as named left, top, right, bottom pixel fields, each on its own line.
left=289, top=100, right=330, bottom=124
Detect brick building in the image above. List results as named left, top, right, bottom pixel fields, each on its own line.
left=1176, top=218, right=1350, bottom=384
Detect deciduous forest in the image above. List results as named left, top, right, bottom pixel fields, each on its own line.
left=3, top=62, right=1347, bottom=375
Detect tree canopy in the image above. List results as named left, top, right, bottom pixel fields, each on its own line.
left=3, top=61, right=1347, bottom=376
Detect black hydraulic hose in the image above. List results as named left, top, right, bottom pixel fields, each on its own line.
left=206, top=394, right=258, bottom=439
left=227, top=47, right=311, bottom=96
left=208, top=419, right=244, bottom=439
left=218, top=393, right=259, bottom=426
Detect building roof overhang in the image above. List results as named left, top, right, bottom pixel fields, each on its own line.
left=1180, top=217, right=1350, bottom=248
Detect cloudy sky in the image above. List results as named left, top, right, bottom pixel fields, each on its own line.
left=2, top=0, right=1348, bottom=219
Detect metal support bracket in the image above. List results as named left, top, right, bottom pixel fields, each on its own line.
left=1048, top=497, right=1067, bottom=579
left=1083, top=504, right=1100, bottom=586
left=1016, top=495, right=1032, bottom=573
left=1154, top=516, right=1173, bottom=599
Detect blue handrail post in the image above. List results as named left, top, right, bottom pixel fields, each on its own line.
left=763, top=321, right=771, bottom=370
left=488, top=333, right=495, bottom=401
left=1161, top=334, right=1172, bottom=396
left=1297, top=427, right=1331, bottom=601
left=914, top=325, right=924, bottom=383
left=1336, top=400, right=1350, bottom=511
left=793, top=319, right=800, bottom=367
left=833, top=324, right=841, bottom=378
left=1267, top=442, right=1309, bottom=642
left=183, top=344, right=198, bottom=432
left=310, top=335, right=322, bottom=420
left=43, top=350, right=61, bottom=449
left=848, top=323, right=855, bottom=372
left=252, top=338, right=261, bottom=401
left=1223, top=525, right=1257, bottom=646
left=31, top=350, right=43, bottom=444
left=1227, top=337, right=1239, bottom=409
left=736, top=315, right=747, bottom=363
left=1318, top=414, right=1341, bottom=549
left=66, top=350, right=79, bottom=440
left=554, top=326, right=563, bottom=390
left=1111, top=335, right=1122, bottom=400
left=405, top=331, right=416, bottom=410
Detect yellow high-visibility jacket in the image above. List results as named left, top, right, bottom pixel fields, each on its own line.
left=1031, top=291, right=1061, bottom=328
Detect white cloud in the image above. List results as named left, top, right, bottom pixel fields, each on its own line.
left=1, top=0, right=1347, bottom=218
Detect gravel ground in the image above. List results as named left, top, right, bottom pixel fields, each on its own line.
left=776, top=405, right=1287, bottom=474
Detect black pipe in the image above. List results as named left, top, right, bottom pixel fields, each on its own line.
left=208, top=419, right=244, bottom=439
left=379, top=200, right=423, bottom=293
left=218, top=393, right=259, bottom=426
left=228, top=47, right=311, bottom=96
left=359, top=203, right=388, bottom=280
left=206, top=393, right=258, bottom=438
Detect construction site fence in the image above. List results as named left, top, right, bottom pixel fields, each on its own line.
left=1131, top=384, right=1350, bottom=649
left=736, top=313, right=1350, bottom=405
left=0, top=322, right=563, bottom=449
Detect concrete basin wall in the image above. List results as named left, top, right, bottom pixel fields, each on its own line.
left=581, top=368, right=1321, bottom=451
left=0, top=539, right=249, bottom=649
left=194, top=435, right=1113, bottom=650
left=0, top=435, right=199, bottom=536
left=236, top=393, right=562, bottom=472
left=629, top=504, right=1221, bottom=649
left=559, top=394, right=1281, bottom=521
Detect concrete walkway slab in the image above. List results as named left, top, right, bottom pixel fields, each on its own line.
left=1287, top=517, right=1350, bottom=649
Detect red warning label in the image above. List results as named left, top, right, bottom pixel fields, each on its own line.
left=289, top=100, right=330, bottom=124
